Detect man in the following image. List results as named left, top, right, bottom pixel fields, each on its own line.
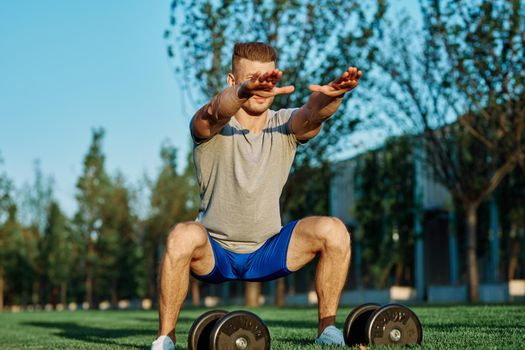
left=151, top=42, right=361, bottom=349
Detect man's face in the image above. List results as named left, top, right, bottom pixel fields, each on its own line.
left=231, top=58, right=276, bottom=116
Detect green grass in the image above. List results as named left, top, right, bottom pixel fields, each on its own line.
left=0, top=305, right=524, bottom=349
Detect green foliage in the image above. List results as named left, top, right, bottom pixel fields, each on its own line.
left=74, top=129, right=144, bottom=305
left=1, top=205, right=38, bottom=305
left=0, top=153, right=13, bottom=225
left=42, top=202, right=72, bottom=285
left=494, top=166, right=525, bottom=279
left=99, top=173, right=143, bottom=301
left=143, top=141, right=199, bottom=300
left=75, top=128, right=113, bottom=233
left=354, top=135, right=415, bottom=287
left=17, top=160, right=54, bottom=233
left=0, top=206, right=19, bottom=299
left=146, top=141, right=195, bottom=241
left=354, top=150, right=385, bottom=287
left=39, top=201, right=74, bottom=303
left=74, top=128, right=113, bottom=305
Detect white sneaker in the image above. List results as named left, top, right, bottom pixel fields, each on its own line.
left=315, top=325, right=345, bottom=347
left=150, top=335, right=175, bottom=350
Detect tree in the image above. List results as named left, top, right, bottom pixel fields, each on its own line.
left=0, top=153, right=13, bottom=224
left=74, top=128, right=113, bottom=308
left=144, top=142, right=198, bottom=303
left=99, top=173, right=142, bottom=306
left=369, top=0, right=524, bottom=301
left=18, top=160, right=54, bottom=233
left=496, top=167, right=525, bottom=280
left=75, top=129, right=143, bottom=307
left=166, top=0, right=386, bottom=305
left=0, top=157, right=37, bottom=308
left=0, top=207, right=17, bottom=310
left=354, top=136, right=416, bottom=288
left=17, top=160, right=54, bottom=305
left=41, top=202, right=73, bottom=306
left=1, top=205, right=30, bottom=306
left=0, top=153, right=14, bottom=310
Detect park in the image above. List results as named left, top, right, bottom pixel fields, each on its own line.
left=0, top=0, right=524, bottom=349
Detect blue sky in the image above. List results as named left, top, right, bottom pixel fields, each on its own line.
left=0, top=0, right=420, bottom=216
left=0, top=0, right=190, bottom=214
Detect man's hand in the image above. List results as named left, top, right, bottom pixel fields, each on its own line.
left=238, top=69, right=295, bottom=99
left=289, top=67, right=362, bottom=142
left=309, top=67, right=362, bottom=97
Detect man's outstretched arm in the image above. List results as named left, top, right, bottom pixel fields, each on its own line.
left=290, top=67, right=362, bottom=141
left=192, top=69, right=294, bottom=140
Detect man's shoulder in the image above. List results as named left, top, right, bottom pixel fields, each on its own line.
left=271, top=107, right=299, bottom=117
left=269, top=107, right=299, bottom=126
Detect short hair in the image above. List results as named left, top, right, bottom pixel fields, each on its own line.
left=232, top=42, right=278, bottom=74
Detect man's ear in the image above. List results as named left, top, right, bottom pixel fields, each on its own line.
left=227, top=73, right=235, bottom=86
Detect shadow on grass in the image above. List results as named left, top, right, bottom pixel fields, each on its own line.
left=23, top=321, right=150, bottom=349
left=132, top=316, right=158, bottom=323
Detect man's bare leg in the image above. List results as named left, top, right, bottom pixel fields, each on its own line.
left=158, top=222, right=215, bottom=343
left=286, top=216, right=351, bottom=336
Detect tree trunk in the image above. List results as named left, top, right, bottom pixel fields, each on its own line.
left=0, top=267, right=4, bottom=311
left=21, top=289, right=28, bottom=307
left=287, top=274, right=296, bottom=295
left=51, top=287, right=59, bottom=308
left=39, top=276, right=46, bottom=307
left=522, top=228, right=525, bottom=281
left=508, top=226, right=520, bottom=280
left=466, top=204, right=480, bottom=303
left=508, top=255, right=518, bottom=280
left=191, top=278, right=200, bottom=306
left=245, top=282, right=261, bottom=307
left=275, top=278, right=286, bottom=307
left=85, top=239, right=94, bottom=309
left=147, top=253, right=156, bottom=301
left=85, top=274, right=93, bottom=309
left=60, top=282, right=67, bottom=306
left=395, top=263, right=404, bottom=285
left=32, top=281, right=39, bottom=305
left=111, top=280, right=118, bottom=309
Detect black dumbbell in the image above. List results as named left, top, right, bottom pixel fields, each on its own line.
left=343, top=303, right=381, bottom=347
left=366, top=303, right=423, bottom=346
left=189, top=310, right=271, bottom=350
left=188, top=309, right=228, bottom=350
left=344, top=303, right=423, bottom=347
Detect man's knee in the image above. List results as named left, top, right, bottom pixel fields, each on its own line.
left=317, top=216, right=351, bottom=253
left=166, top=222, right=208, bottom=259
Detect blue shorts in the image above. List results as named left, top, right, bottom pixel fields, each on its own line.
left=191, top=220, right=299, bottom=283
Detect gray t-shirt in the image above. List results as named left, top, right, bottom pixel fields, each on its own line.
left=191, top=108, right=300, bottom=253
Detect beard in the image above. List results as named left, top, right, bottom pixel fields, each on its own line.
left=241, top=95, right=275, bottom=116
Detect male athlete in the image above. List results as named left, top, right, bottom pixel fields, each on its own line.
left=151, top=42, right=361, bottom=349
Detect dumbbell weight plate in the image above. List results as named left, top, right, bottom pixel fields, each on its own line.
left=210, top=310, right=270, bottom=350
left=188, top=309, right=228, bottom=350
left=343, top=303, right=381, bottom=346
left=366, top=304, right=423, bottom=346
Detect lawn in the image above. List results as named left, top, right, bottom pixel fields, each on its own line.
left=0, top=305, right=524, bottom=349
